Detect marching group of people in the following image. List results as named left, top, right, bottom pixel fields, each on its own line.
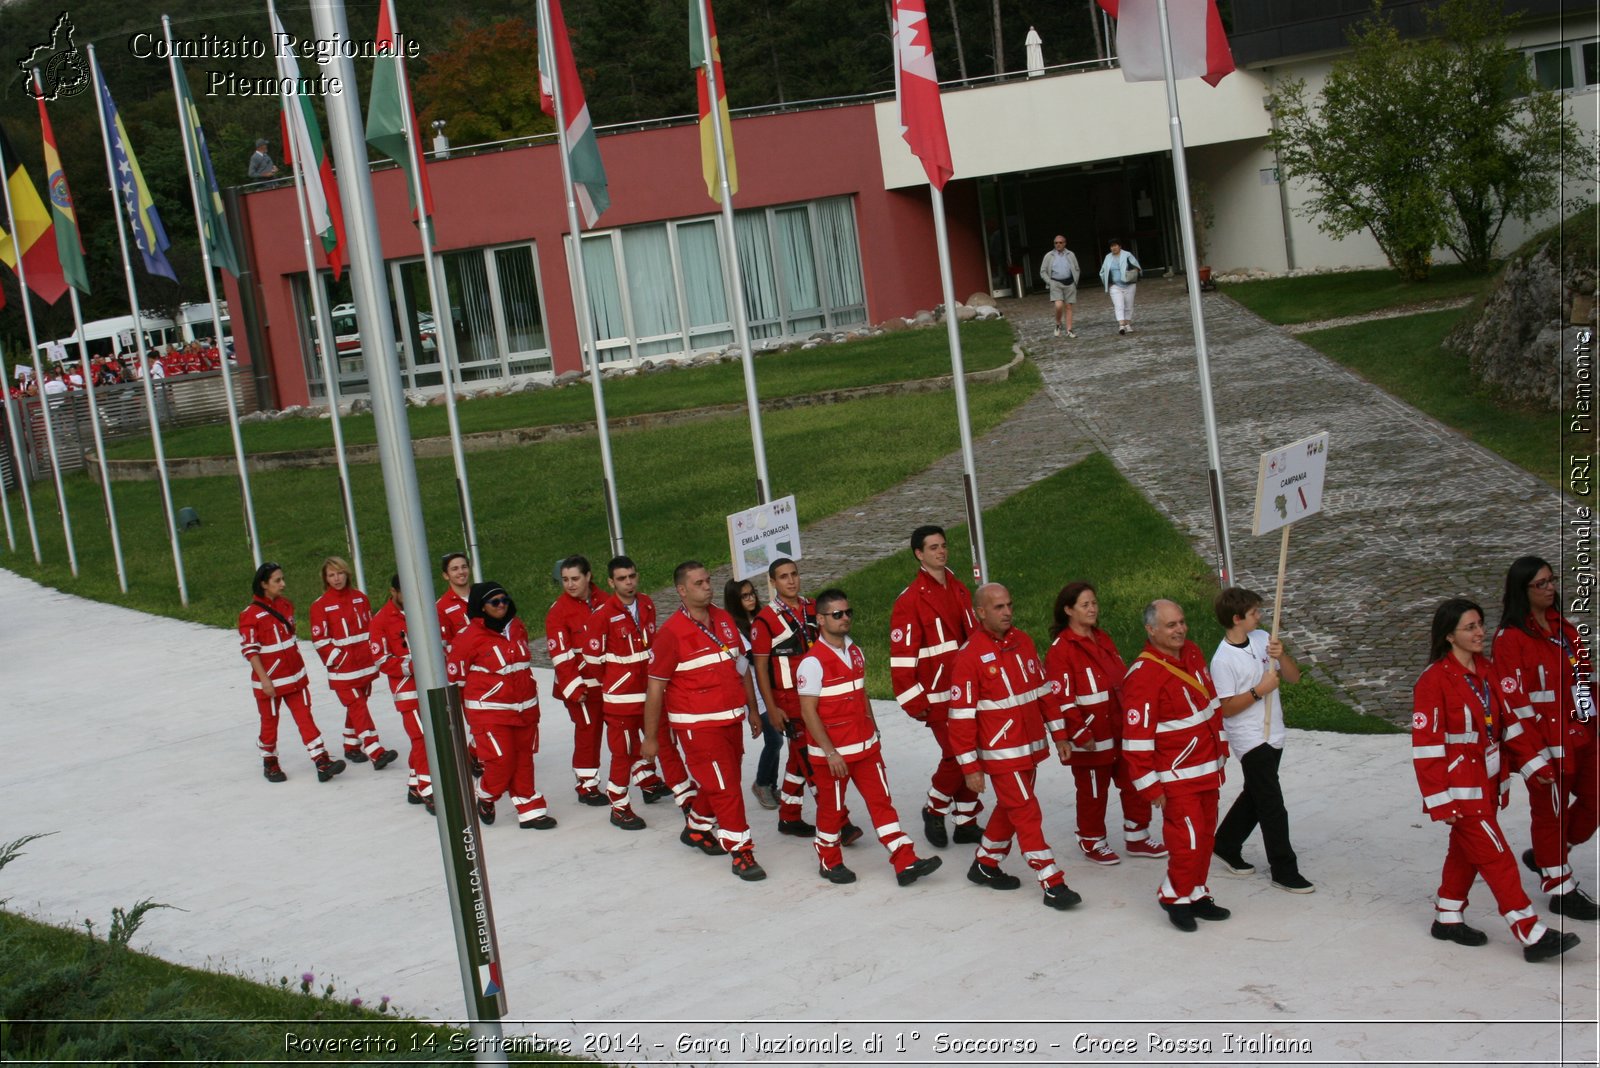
left=8, top=341, right=226, bottom=400
left=236, top=531, right=1593, bottom=956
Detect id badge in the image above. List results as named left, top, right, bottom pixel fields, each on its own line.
left=1484, top=741, right=1501, bottom=779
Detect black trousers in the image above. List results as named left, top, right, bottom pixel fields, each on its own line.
left=1214, top=743, right=1299, bottom=878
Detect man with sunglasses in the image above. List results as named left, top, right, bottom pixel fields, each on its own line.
left=797, top=590, right=942, bottom=887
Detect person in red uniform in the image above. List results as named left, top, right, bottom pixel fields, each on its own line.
left=310, top=556, right=397, bottom=770
left=239, top=561, right=345, bottom=783
left=447, top=581, right=556, bottom=830
left=371, top=574, right=433, bottom=812
left=1493, top=555, right=1600, bottom=922
left=1120, top=599, right=1229, bottom=932
left=1044, top=581, right=1164, bottom=866
left=890, top=525, right=983, bottom=849
left=798, top=588, right=943, bottom=887
left=1414, top=597, right=1577, bottom=962
left=581, top=555, right=675, bottom=830
left=643, top=560, right=767, bottom=881
left=436, top=552, right=480, bottom=776
left=949, top=582, right=1080, bottom=910
left=546, top=554, right=607, bottom=806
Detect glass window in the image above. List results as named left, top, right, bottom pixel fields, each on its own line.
left=678, top=220, right=732, bottom=349
left=1533, top=46, right=1574, bottom=90
left=735, top=211, right=783, bottom=340
left=1584, top=41, right=1598, bottom=87
left=815, top=197, right=866, bottom=326
left=442, top=251, right=497, bottom=380
left=775, top=207, right=825, bottom=334
left=622, top=225, right=683, bottom=357
left=579, top=233, right=629, bottom=362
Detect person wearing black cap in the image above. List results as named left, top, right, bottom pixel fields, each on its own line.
left=238, top=562, right=345, bottom=783
left=446, top=581, right=557, bottom=829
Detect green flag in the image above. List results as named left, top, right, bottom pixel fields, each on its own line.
left=366, top=0, right=434, bottom=221
left=172, top=56, right=242, bottom=276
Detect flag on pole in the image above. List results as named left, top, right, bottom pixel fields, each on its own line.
left=538, top=0, right=610, bottom=228
left=367, top=0, right=435, bottom=222
left=891, top=0, right=953, bottom=191
left=0, top=123, right=69, bottom=303
left=34, top=83, right=90, bottom=295
left=272, top=9, right=347, bottom=279
left=1096, top=0, right=1234, bottom=86
left=689, top=0, right=738, bottom=202
left=91, top=56, right=178, bottom=282
left=171, top=57, right=242, bottom=277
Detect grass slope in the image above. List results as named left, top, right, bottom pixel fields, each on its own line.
left=1222, top=263, right=1493, bottom=325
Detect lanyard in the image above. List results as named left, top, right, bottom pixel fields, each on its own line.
left=682, top=608, right=732, bottom=657
left=774, top=599, right=813, bottom=653
left=1464, top=672, right=1493, bottom=730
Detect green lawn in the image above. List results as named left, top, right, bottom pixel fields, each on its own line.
left=1222, top=263, right=1494, bottom=325
left=1298, top=309, right=1562, bottom=487
left=104, top=320, right=1017, bottom=460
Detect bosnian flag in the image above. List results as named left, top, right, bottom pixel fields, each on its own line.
left=476, top=960, right=502, bottom=998
left=891, top=0, right=952, bottom=191
left=1097, top=0, right=1235, bottom=87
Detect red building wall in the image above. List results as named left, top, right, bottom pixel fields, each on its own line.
left=225, top=102, right=987, bottom=408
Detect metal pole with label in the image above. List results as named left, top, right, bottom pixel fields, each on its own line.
left=305, top=1, right=508, bottom=1059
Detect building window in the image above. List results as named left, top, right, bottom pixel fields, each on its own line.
left=1526, top=40, right=1599, bottom=92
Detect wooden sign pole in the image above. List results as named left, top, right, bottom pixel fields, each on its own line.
left=1266, top=522, right=1291, bottom=735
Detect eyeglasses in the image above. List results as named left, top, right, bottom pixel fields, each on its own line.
left=485, top=596, right=510, bottom=607
left=823, top=609, right=853, bottom=619
left=1529, top=577, right=1557, bottom=589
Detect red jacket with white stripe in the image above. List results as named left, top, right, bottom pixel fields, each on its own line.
left=447, top=617, right=540, bottom=728
left=799, top=638, right=877, bottom=761
left=1044, top=625, right=1129, bottom=768
left=1412, top=652, right=1549, bottom=822
left=238, top=596, right=309, bottom=696
left=648, top=606, right=749, bottom=729
left=582, top=593, right=656, bottom=718
left=369, top=599, right=416, bottom=706
left=1492, top=611, right=1595, bottom=774
left=436, top=591, right=470, bottom=643
left=750, top=597, right=817, bottom=716
left=1120, top=641, right=1226, bottom=801
left=545, top=589, right=604, bottom=709
left=310, top=586, right=377, bottom=690
left=949, top=626, right=1064, bottom=773
left=889, top=568, right=976, bottom=722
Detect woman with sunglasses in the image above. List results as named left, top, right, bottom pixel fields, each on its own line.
left=726, top=577, right=782, bottom=810
left=1412, top=597, right=1575, bottom=962
left=447, top=581, right=556, bottom=829
left=1493, top=556, right=1599, bottom=922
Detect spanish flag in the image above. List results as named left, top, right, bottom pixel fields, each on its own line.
left=689, top=0, right=737, bottom=203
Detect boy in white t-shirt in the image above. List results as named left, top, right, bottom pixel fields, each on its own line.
left=1209, top=587, right=1312, bottom=894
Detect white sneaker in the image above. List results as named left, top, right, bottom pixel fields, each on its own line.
left=1053, top=325, right=1061, bottom=337
left=1065, top=330, right=1076, bottom=338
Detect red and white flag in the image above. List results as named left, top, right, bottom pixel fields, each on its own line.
left=1097, top=0, right=1234, bottom=87
left=891, top=0, right=952, bottom=190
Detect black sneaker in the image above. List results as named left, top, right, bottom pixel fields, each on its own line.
left=343, top=746, right=369, bottom=764
left=1043, top=884, right=1082, bottom=910
left=1524, top=929, right=1581, bottom=963
left=839, top=822, right=864, bottom=847
left=951, top=821, right=982, bottom=845
left=609, top=807, right=646, bottom=831
left=731, top=848, right=767, bottom=882
left=680, top=824, right=727, bottom=856
left=1271, top=872, right=1315, bottom=894
left=1551, top=888, right=1600, bottom=922
left=477, top=799, right=496, bottom=825
left=896, top=855, right=943, bottom=887
left=372, top=749, right=399, bottom=771
left=778, top=818, right=816, bottom=838
left=1161, top=902, right=1197, bottom=932
left=469, top=756, right=484, bottom=778
left=922, top=807, right=948, bottom=849
left=966, top=861, right=1021, bottom=891
left=262, top=758, right=287, bottom=783
left=1431, top=920, right=1488, bottom=947
left=520, top=815, right=558, bottom=830
left=315, top=756, right=347, bottom=782
left=1191, top=897, right=1231, bottom=921
left=406, top=786, right=425, bottom=805
left=423, top=796, right=436, bottom=815
left=1214, top=850, right=1255, bottom=877
left=819, top=863, right=857, bottom=884
left=577, top=788, right=609, bottom=807
left=1522, top=848, right=1538, bottom=875
left=641, top=782, right=672, bottom=805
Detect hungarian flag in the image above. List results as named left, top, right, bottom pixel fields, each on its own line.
left=1096, top=0, right=1234, bottom=86
left=272, top=6, right=346, bottom=279
left=891, top=0, right=952, bottom=191
left=0, top=122, right=68, bottom=304
left=367, top=0, right=435, bottom=222
left=172, top=56, right=243, bottom=277
left=538, top=0, right=610, bottom=228
left=34, top=78, right=88, bottom=295
left=689, top=0, right=737, bottom=202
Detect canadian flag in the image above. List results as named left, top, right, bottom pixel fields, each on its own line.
left=1097, top=0, right=1235, bottom=87
left=892, top=0, right=952, bottom=190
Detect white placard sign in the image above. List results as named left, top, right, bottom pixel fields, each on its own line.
left=727, top=495, right=801, bottom=582
left=1252, top=432, right=1329, bottom=536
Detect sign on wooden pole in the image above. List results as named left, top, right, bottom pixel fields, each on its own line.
left=727, top=495, right=800, bottom=582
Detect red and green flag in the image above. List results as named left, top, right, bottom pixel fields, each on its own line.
left=538, top=0, right=609, bottom=228
left=272, top=6, right=346, bottom=279
left=689, top=0, right=737, bottom=202
left=34, top=80, right=88, bottom=295
left=366, top=0, right=435, bottom=222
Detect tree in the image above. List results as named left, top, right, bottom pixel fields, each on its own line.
left=413, top=18, right=551, bottom=147
left=1269, top=0, right=1590, bottom=281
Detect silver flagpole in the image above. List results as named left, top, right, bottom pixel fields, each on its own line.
left=0, top=134, right=77, bottom=575
left=159, top=24, right=261, bottom=568
left=88, top=44, right=187, bottom=604
left=1155, top=0, right=1233, bottom=583
left=538, top=0, right=625, bottom=554
left=0, top=344, right=40, bottom=560
left=382, top=0, right=481, bottom=578
left=695, top=0, right=771, bottom=504
left=271, top=8, right=365, bottom=591
left=0, top=394, right=13, bottom=548
left=928, top=184, right=987, bottom=584
left=308, top=0, right=509, bottom=1057
left=69, top=288, right=127, bottom=592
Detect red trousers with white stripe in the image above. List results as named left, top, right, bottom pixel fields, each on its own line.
left=925, top=711, right=983, bottom=827
left=333, top=683, right=384, bottom=757
left=975, top=767, right=1064, bottom=888
left=1526, top=775, right=1577, bottom=895
left=566, top=698, right=604, bottom=794
left=1436, top=814, right=1543, bottom=945
left=1072, top=762, right=1153, bottom=844
left=1157, top=789, right=1217, bottom=905
left=675, top=722, right=749, bottom=852
left=813, top=749, right=917, bottom=873
left=255, top=689, right=326, bottom=762
left=395, top=698, right=432, bottom=796
left=602, top=713, right=665, bottom=809
left=777, top=725, right=850, bottom=826
left=654, top=721, right=697, bottom=809
left=1568, top=740, right=1600, bottom=848
left=476, top=721, right=548, bottom=824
